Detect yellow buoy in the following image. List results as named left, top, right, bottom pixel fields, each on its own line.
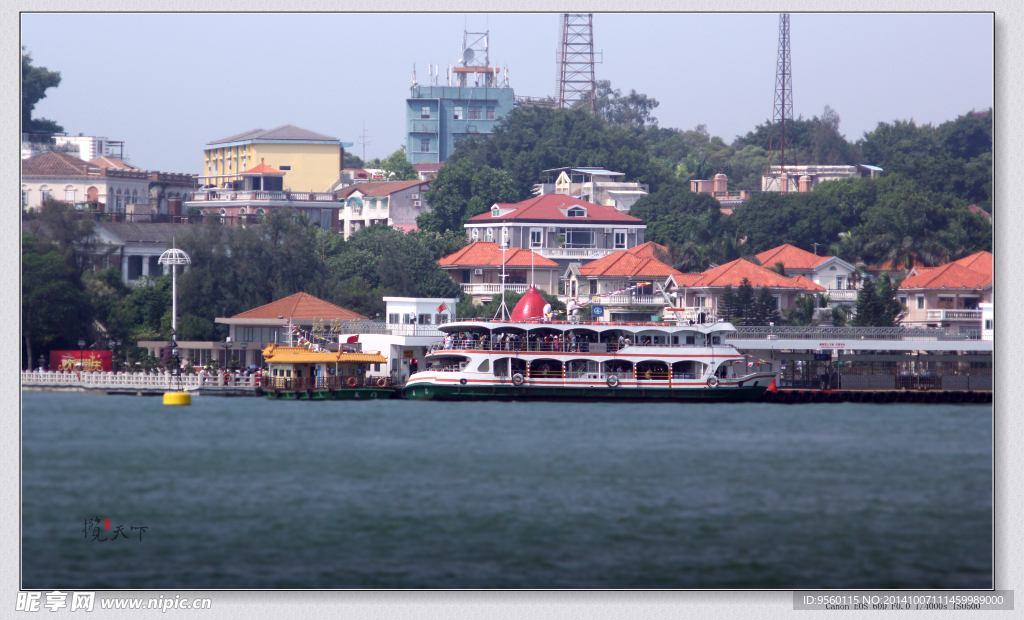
left=163, top=391, right=192, bottom=406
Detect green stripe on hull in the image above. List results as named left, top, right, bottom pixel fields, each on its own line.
left=402, top=384, right=766, bottom=402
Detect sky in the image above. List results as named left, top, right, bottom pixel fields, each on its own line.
left=21, top=12, right=993, bottom=175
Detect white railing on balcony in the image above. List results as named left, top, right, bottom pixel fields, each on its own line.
left=825, top=289, right=858, bottom=302
left=21, top=370, right=259, bottom=391
left=926, top=309, right=982, bottom=322
left=461, top=283, right=531, bottom=295
left=189, top=190, right=337, bottom=203
left=598, top=294, right=662, bottom=306
left=539, top=247, right=614, bottom=259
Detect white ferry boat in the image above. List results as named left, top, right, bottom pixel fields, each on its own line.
left=403, top=287, right=776, bottom=402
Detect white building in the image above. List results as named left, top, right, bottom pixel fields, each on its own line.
left=51, top=134, right=125, bottom=163
left=334, top=180, right=431, bottom=238
left=980, top=302, right=993, bottom=341
left=350, top=297, right=456, bottom=384
left=762, top=164, right=882, bottom=193
left=533, top=167, right=649, bottom=213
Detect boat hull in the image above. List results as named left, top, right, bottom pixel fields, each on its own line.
left=264, top=387, right=398, bottom=400
left=402, top=383, right=769, bottom=402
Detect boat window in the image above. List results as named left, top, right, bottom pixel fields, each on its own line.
left=493, top=358, right=508, bottom=376
left=711, top=336, right=721, bottom=345
left=477, top=359, right=490, bottom=373
left=686, top=336, right=695, bottom=345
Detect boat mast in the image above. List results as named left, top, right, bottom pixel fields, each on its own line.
left=493, top=227, right=510, bottom=320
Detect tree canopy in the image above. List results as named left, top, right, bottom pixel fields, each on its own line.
left=22, top=48, right=63, bottom=134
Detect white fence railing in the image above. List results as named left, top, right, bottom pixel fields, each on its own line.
left=460, top=283, right=531, bottom=295
left=825, top=289, right=858, bottom=302
left=927, top=309, right=983, bottom=322
left=21, top=371, right=258, bottom=391
left=538, top=247, right=614, bottom=259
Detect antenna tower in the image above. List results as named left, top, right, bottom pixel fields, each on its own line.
left=357, top=122, right=372, bottom=162
left=767, top=13, right=795, bottom=182
left=557, top=14, right=596, bottom=111
left=457, top=30, right=495, bottom=87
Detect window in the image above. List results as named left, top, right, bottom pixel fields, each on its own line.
left=420, top=138, right=430, bottom=152
left=471, top=228, right=479, bottom=240
left=916, top=295, right=925, bottom=310
left=589, top=280, right=597, bottom=295
left=985, top=319, right=993, bottom=330
left=937, top=296, right=955, bottom=309
left=418, top=314, right=432, bottom=325
left=22, top=190, right=28, bottom=207
left=454, top=106, right=463, bottom=120
left=685, top=336, right=695, bottom=345
left=530, top=228, right=543, bottom=248
left=491, top=206, right=500, bottom=217
left=695, top=295, right=706, bottom=307
left=486, top=107, right=495, bottom=120
left=388, top=313, right=400, bottom=324
left=485, top=228, right=493, bottom=242
left=421, top=106, right=431, bottom=119
left=468, top=107, right=481, bottom=120
left=898, top=296, right=907, bottom=306
left=65, top=186, right=76, bottom=201
left=40, top=188, right=51, bottom=203
left=279, top=165, right=291, bottom=171
left=564, top=228, right=594, bottom=248
left=613, top=229, right=626, bottom=249
left=567, top=206, right=587, bottom=217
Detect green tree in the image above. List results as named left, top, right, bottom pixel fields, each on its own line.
left=717, top=285, right=737, bottom=323
left=593, top=80, right=660, bottom=130
left=22, top=47, right=63, bottom=134
left=22, top=234, right=91, bottom=369
left=379, top=146, right=419, bottom=181
left=418, top=159, right=518, bottom=234
left=751, top=286, right=781, bottom=326
left=734, top=278, right=756, bottom=325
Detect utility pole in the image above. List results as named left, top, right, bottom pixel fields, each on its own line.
left=357, top=122, right=372, bottom=163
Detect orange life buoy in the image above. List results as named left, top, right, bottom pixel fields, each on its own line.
left=224, top=373, right=232, bottom=384
left=347, top=376, right=358, bottom=387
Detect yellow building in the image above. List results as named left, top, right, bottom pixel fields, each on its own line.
left=202, top=125, right=351, bottom=192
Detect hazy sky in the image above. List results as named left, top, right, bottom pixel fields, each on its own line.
left=21, top=12, right=992, bottom=174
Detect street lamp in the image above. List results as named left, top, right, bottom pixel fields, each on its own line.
left=240, top=341, right=248, bottom=371
left=77, top=338, right=86, bottom=371
left=157, top=242, right=191, bottom=348
left=108, top=339, right=117, bottom=372
left=38, top=355, right=45, bottom=372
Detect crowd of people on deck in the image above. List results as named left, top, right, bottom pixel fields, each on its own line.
left=439, top=331, right=656, bottom=353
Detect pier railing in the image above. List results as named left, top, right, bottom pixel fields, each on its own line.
left=21, top=370, right=258, bottom=391
left=727, top=326, right=981, bottom=341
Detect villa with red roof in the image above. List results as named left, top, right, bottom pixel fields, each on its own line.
left=438, top=242, right=560, bottom=303
left=676, top=258, right=826, bottom=322
left=562, top=242, right=687, bottom=321
left=462, top=194, right=646, bottom=268
left=755, top=244, right=859, bottom=304
left=898, top=251, right=993, bottom=330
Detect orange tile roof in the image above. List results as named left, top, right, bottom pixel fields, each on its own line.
left=438, top=242, right=559, bottom=268
left=336, top=180, right=427, bottom=198
left=578, top=244, right=684, bottom=278
left=89, top=156, right=140, bottom=170
left=22, top=151, right=100, bottom=177
left=466, top=194, right=642, bottom=224
left=953, top=251, right=992, bottom=276
left=755, top=244, right=829, bottom=270
left=241, top=161, right=284, bottom=175
left=232, top=292, right=368, bottom=321
left=899, top=262, right=993, bottom=290
left=687, top=258, right=825, bottom=290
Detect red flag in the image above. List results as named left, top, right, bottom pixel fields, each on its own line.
left=436, top=302, right=448, bottom=313
left=346, top=335, right=359, bottom=343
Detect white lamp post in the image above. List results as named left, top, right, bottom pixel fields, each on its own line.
left=157, top=242, right=191, bottom=341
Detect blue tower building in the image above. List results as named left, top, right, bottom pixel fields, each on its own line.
left=406, top=31, right=515, bottom=165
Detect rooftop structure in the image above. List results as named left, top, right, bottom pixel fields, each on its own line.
left=761, top=164, right=882, bottom=193
left=689, top=173, right=753, bottom=214
left=897, top=251, right=993, bottom=330
left=533, top=167, right=649, bottom=213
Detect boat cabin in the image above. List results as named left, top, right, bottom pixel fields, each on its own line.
left=262, top=344, right=387, bottom=389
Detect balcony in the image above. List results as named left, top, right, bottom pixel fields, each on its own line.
left=538, top=247, right=615, bottom=260
left=188, top=190, right=338, bottom=203
left=824, top=289, right=858, bottom=302
left=595, top=294, right=663, bottom=307
left=461, top=283, right=531, bottom=296
left=926, top=309, right=982, bottom=322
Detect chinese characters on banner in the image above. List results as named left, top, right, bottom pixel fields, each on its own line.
left=50, top=350, right=112, bottom=372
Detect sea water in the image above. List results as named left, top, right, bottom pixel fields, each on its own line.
left=22, top=391, right=991, bottom=589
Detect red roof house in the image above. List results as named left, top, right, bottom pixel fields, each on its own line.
left=438, top=242, right=560, bottom=302
left=897, top=252, right=993, bottom=329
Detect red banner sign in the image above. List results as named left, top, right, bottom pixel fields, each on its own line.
left=50, top=350, right=112, bottom=372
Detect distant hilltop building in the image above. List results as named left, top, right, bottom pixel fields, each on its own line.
left=201, top=125, right=353, bottom=193
left=534, top=167, right=649, bottom=213
left=690, top=173, right=753, bottom=215
left=22, top=132, right=125, bottom=161
left=406, top=30, right=515, bottom=164
left=762, top=164, right=882, bottom=193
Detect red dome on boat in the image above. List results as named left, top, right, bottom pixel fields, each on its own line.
left=510, top=286, right=548, bottom=320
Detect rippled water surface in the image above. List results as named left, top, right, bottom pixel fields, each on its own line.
left=22, top=392, right=991, bottom=589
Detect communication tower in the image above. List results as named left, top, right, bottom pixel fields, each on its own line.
left=455, top=30, right=498, bottom=88
left=767, top=13, right=795, bottom=184
left=556, top=14, right=597, bottom=111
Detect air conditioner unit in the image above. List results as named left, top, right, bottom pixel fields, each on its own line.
left=413, top=200, right=422, bottom=207
left=604, top=228, right=612, bottom=234
left=411, top=194, right=419, bottom=200
left=546, top=226, right=557, bottom=233
left=474, top=269, right=484, bottom=276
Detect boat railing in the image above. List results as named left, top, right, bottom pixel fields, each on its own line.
left=727, top=326, right=982, bottom=341
left=432, top=338, right=719, bottom=354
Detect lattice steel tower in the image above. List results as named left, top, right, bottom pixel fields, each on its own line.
left=557, top=14, right=596, bottom=111
left=769, top=13, right=795, bottom=173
